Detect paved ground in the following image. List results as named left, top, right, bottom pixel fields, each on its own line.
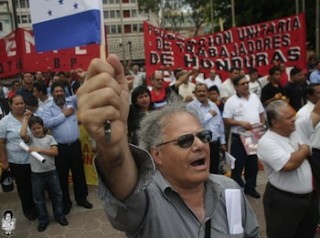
left=0, top=170, right=319, bottom=238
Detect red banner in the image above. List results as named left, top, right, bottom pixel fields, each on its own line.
left=0, top=28, right=102, bottom=78
left=144, top=13, right=307, bottom=81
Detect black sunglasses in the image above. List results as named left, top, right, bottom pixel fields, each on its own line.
left=156, top=130, right=212, bottom=148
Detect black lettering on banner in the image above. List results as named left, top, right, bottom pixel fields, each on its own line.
left=150, top=52, right=160, bottom=64
left=156, top=38, right=162, bottom=50
left=256, top=53, right=268, bottom=67
left=54, top=58, right=61, bottom=68
left=292, top=16, right=301, bottom=30
left=71, top=58, right=77, bottom=68
left=271, top=49, right=287, bottom=63
left=0, top=63, right=3, bottom=73
left=176, top=42, right=185, bottom=52
left=287, top=47, right=300, bottom=61
left=200, top=58, right=215, bottom=69
left=184, top=54, right=198, bottom=67
left=216, top=59, right=230, bottom=71
left=282, top=34, right=291, bottom=47
left=161, top=52, right=174, bottom=65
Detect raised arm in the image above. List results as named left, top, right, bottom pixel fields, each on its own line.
left=20, top=110, right=32, bottom=143
left=77, top=55, right=138, bottom=201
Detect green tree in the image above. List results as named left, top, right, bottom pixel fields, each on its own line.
left=185, top=0, right=208, bottom=36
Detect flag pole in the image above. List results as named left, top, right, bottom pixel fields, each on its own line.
left=99, top=0, right=106, bottom=61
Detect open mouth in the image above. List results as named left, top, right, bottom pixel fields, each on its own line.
left=191, top=158, right=206, bottom=167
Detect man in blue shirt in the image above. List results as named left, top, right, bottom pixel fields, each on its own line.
left=187, top=83, right=226, bottom=174
left=42, top=82, right=92, bottom=215
left=310, top=60, right=320, bottom=84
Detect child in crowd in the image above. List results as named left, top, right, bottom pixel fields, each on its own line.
left=208, top=85, right=224, bottom=114
left=20, top=111, right=68, bottom=232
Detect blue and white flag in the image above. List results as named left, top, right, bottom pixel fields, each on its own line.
left=30, top=0, right=102, bottom=52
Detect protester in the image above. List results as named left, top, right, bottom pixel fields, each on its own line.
left=127, top=86, right=154, bottom=145
left=284, top=67, right=308, bottom=112
left=310, top=60, right=320, bottom=84
left=149, top=70, right=187, bottom=109
left=208, top=85, right=224, bottom=114
left=278, top=62, right=289, bottom=87
left=223, top=75, right=265, bottom=199
left=7, top=80, right=21, bottom=99
left=20, top=113, right=68, bottom=232
left=204, top=69, right=222, bottom=91
left=257, top=100, right=320, bottom=238
left=261, top=66, right=287, bottom=106
left=32, top=81, right=53, bottom=108
left=248, top=68, right=263, bottom=98
left=76, top=55, right=260, bottom=237
left=41, top=82, right=92, bottom=215
left=24, top=94, right=44, bottom=118
left=0, top=95, right=37, bottom=221
left=17, top=72, right=34, bottom=101
left=177, top=70, right=195, bottom=102
left=187, top=83, right=226, bottom=174
left=220, top=66, right=240, bottom=102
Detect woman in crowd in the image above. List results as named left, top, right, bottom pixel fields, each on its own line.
left=0, top=94, right=37, bottom=221
left=127, top=86, right=154, bottom=145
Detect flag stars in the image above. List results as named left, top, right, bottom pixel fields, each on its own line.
left=73, top=2, right=79, bottom=9
left=47, top=10, right=53, bottom=16
left=58, top=0, right=64, bottom=5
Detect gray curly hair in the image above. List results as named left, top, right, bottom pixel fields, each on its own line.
left=137, top=102, right=199, bottom=152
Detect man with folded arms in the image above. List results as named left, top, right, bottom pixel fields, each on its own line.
left=257, top=99, right=320, bottom=238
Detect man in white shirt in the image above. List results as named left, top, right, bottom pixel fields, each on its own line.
left=248, top=68, right=262, bottom=98
left=204, top=70, right=222, bottom=91
left=295, top=84, right=320, bottom=191
left=220, top=67, right=240, bottom=102
left=223, top=75, right=265, bottom=199
left=257, top=99, right=320, bottom=238
left=130, top=65, right=146, bottom=90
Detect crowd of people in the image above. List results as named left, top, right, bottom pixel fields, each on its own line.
left=0, top=70, right=92, bottom=232
left=0, top=55, right=320, bottom=237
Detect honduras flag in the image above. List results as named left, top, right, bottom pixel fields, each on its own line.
left=30, top=0, right=102, bottom=52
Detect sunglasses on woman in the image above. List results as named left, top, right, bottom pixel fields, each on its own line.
left=156, top=130, right=212, bottom=148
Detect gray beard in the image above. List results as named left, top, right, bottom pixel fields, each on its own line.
left=54, top=97, right=65, bottom=106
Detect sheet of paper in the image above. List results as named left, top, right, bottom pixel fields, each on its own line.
left=225, top=152, right=236, bottom=169
left=225, top=189, right=244, bottom=234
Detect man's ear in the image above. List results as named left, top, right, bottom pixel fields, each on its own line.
left=271, top=118, right=279, bottom=128
left=150, top=147, right=162, bottom=165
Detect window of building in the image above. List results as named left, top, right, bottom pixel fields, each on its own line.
left=131, top=0, right=137, bottom=3
left=103, top=0, right=108, bottom=3
left=0, top=22, right=3, bottom=31
left=104, top=11, right=109, bottom=19
left=132, top=24, right=138, bottom=32
left=110, top=25, right=117, bottom=34
left=110, top=10, right=115, bottom=18
left=21, top=14, right=30, bottom=24
left=123, top=10, right=130, bottom=18
left=124, top=25, right=131, bottom=33
left=109, top=0, right=115, bottom=3
left=139, top=23, right=143, bottom=32
left=123, top=0, right=129, bottom=3
left=116, top=10, right=120, bottom=18
left=118, top=25, right=122, bottom=33
left=131, top=10, right=137, bottom=18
